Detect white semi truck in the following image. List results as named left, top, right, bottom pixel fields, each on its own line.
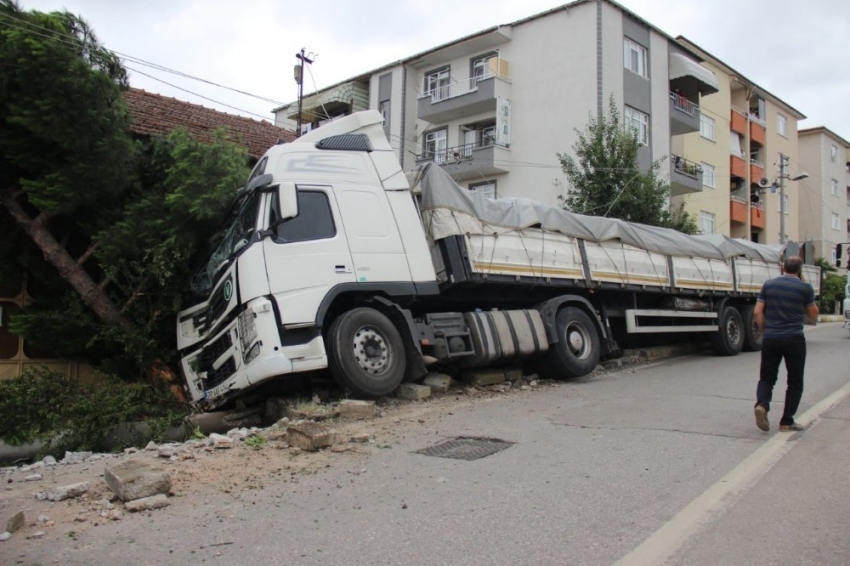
left=176, top=111, right=821, bottom=409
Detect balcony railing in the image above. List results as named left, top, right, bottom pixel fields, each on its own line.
left=419, top=72, right=506, bottom=104
left=670, top=91, right=698, bottom=117
left=672, top=154, right=702, bottom=177
left=418, top=139, right=502, bottom=164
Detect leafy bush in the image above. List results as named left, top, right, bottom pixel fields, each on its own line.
left=819, top=273, right=846, bottom=314
left=0, top=367, right=186, bottom=453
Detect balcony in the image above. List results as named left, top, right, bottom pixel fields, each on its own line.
left=730, top=154, right=747, bottom=179
left=730, top=196, right=747, bottom=225
left=669, top=92, right=700, bottom=135
left=418, top=71, right=511, bottom=124
left=730, top=196, right=765, bottom=229
left=731, top=109, right=747, bottom=135
left=750, top=121, right=766, bottom=145
left=416, top=141, right=509, bottom=182
left=751, top=202, right=766, bottom=229
left=670, top=154, right=703, bottom=196
left=750, top=159, right=765, bottom=182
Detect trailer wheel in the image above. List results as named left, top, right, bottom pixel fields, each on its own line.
left=327, top=308, right=406, bottom=397
left=540, top=307, right=601, bottom=379
left=741, top=305, right=763, bottom=352
left=709, top=307, right=744, bottom=356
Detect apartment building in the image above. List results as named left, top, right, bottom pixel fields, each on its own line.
left=674, top=39, right=806, bottom=244
left=274, top=0, right=719, bottom=205
left=797, top=127, right=850, bottom=270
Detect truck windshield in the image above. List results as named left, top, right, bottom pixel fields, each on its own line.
left=190, top=192, right=260, bottom=295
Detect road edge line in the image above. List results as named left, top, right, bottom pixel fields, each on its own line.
left=614, top=378, right=850, bottom=566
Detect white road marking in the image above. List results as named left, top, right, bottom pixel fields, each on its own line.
left=614, top=378, right=850, bottom=566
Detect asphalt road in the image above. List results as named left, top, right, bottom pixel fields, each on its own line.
left=5, top=323, right=849, bottom=566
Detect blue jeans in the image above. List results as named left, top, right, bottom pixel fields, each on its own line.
left=757, top=335, right=806, bottom=425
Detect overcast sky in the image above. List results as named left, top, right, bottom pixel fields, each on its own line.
left=14, top=0, right=850, bottom=142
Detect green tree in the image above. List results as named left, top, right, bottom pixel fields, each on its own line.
left=558, top=96, right=697, bottom=234
left=0, top=2, right=247, bottom=385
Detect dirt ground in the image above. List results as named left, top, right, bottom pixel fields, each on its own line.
left=1, top=375, right=576, bottom=560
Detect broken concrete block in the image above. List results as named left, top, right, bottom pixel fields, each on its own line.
left=286, top=422, right=335, bottom=452
left=124, top=494, right=169, bottom=512
left=47, top=481, right=90, bottom=502
left=338, top=400, right=377, bottom=420
left=396, top=383, right=431, bottom=400
left=463, top=369, right=505, bottom=387
left=0, top=531, right=10, bottom=541
left=208, top=433, right=233, bottom=449
left=61, top=451, right=92, bottom=465
left=104, top=459, right=171, bottom=502
left=5, top=511, right=24, bottom=533
left=423, top=373, right=452, bottom=393
left=349, top=433, right=372, bottom=443
left=504, top=368, right=524, bottom=382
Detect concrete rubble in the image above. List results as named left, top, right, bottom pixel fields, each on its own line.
left=104, top=458, right=171, bottom=502
left=46, top=481, right=90, bottom=502
left=125, top=494, right=170, bottom=512
left=287, top=422, right=335, bottom=452
left=396, top=383, right=431, bottom=400
left=338, top=400, right=377, bottom=420
left=5, top=510, right=24, bottom=533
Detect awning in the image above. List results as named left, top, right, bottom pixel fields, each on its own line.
left=669, top=53, right=719, bottom=96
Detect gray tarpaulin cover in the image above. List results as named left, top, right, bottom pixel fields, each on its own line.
left=412, top=164, right=784, bottom=263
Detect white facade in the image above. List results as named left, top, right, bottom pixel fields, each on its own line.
left=798, top=127, right=850, bottom=271
left=275, top=0, right=718, bottom=206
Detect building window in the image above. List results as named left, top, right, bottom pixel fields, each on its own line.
left=471, top=52, right=497, bottom=82
left=424, top=128, right=448, bottom=163
left=832, top=178, right=839, bottom=196
left=831, top=144, right=839, bottom=163
left=701, top=162, right=715, bottom=188
left=700, top=211, right=716, bottom=234
left=623, top=38, right=647, bottom=78
left=832, top=246, right=838, bottom=265
left=699, top=115, right=715, bottom=141
left=624, top=106, right=649, bottom=146
left=468, top=180, right=497, bottom=198
left=832, top=213, right=840, bottom=230
left=379, top=100, right=390, bottom=124
left=424, top=67, right=450, bottom=99
left=777, top=114, right=787, bottom=137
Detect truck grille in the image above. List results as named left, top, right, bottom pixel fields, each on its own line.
left=205, top=357, right=236, bottom=389
left=193, top=277, right=232, bottom=334
left=198, top=331, right=233, bottom=370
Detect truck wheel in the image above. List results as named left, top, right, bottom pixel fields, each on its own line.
left=709, top=307, right=744, bottom=356
left=540, top=307, right=600, bottom=379
left=327, top=308, right=406, bottom=397
left=741, top=305, right=762, bottom=352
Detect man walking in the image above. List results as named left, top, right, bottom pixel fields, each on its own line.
left=753, top=256, right=819, bottom=432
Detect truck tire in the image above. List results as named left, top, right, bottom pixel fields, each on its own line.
left=709, top=307, right=744, bottom=356
left=327, top=308, right=406, bottom=397
left=539, top=307, right=600, bottom=379
left=741, top=304, right=763, bottom=352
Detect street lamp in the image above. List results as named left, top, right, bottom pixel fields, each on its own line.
left=776, top=153, right=809, bottom=245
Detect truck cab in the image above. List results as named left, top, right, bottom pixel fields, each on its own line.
left=176, top=112, right=437, bottom=408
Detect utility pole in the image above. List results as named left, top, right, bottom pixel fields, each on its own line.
left=294, top=48, right=314, bottom=138
left=779, top=153, right=787, bottom=244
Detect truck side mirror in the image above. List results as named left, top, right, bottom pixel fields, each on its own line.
left=278, top=182, right=298, bottom=221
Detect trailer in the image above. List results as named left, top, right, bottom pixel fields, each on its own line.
left=175, top=111, right=820, bottom=409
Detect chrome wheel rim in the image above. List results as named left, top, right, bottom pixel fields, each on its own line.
left=565, top=322, right=591, bottom=359
left=352, top=326, right=392, bottom=375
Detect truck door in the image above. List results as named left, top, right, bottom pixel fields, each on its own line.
left=263, top=185, right=355, bottom=326
left=335, top=185, right=411, bottom=285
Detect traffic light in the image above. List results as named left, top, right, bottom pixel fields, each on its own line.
left=837, top=243, right=844, bottom=267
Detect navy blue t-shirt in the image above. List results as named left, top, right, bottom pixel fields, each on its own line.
left=757, top=274, right=816, bottom=338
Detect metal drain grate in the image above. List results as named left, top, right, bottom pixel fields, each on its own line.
left=413, top=437, right=514, bottom=461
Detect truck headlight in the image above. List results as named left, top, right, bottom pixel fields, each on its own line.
left=237, top=308, right=258, bottom=351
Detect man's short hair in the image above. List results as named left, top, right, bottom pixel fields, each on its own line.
left=784, top=256, right=803, bottom=274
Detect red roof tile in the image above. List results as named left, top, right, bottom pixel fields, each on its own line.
left=123, top=88, right=295, bottom=159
